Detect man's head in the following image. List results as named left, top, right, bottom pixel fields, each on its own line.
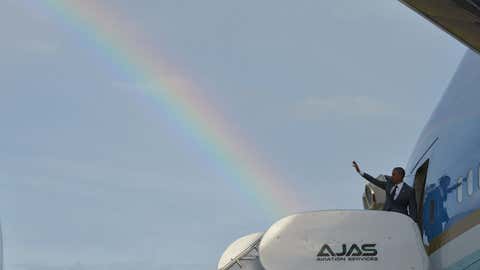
left=391, top=167, right=405, bottom=184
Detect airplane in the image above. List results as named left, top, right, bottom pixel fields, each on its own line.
left=217, top=1, right=480, bottom=269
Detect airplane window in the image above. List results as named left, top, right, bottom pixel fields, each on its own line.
left=457, top=177, right=463, bottom=203
left=468, top=169, right=474, bottom=196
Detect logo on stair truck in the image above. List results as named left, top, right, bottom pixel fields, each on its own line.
left=317, top=243, right=378, bottom=262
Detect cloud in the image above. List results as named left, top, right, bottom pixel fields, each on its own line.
left=0, top=39, right=61, bottom=56
left=17, top=40, right=60, bottom=55
left=293, top=95, right=399, bottom=119
left=0, top=155, right=187, bottom=193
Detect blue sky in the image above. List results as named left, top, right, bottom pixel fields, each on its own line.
left=0, top=0, right=467, bottom=269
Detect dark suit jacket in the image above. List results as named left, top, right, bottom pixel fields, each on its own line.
left=362, top=173, right=417, bottom=222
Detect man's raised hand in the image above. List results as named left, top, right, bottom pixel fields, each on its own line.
left=352, top=161, right=361, bottom=174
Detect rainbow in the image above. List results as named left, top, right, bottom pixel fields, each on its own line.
left=42, top=0, right=304, bottom=218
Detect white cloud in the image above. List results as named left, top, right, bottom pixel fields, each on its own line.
left=18, top=40, right=60, bottom=55
left=0, top=39, right=61, bottom=56
left=293, top=95, right=399, bottom=119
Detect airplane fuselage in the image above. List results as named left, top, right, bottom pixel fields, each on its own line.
left=405, top=49, right=480, bottom=269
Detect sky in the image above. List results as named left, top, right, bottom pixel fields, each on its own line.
left=0, top=0, right=467, bottom=269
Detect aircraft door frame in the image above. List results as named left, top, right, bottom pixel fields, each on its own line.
left=414, top=160, right=430, bottom=235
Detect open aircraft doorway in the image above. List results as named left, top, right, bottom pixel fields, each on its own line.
left=414, top=160, right=430, bottom=236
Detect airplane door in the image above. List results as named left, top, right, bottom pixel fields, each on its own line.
left=413, top=160, right=430, bottom=235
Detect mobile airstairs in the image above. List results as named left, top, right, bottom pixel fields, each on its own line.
left=217, top=211, right=429, bottom=270
left=218, top=176, right=430, bottom=270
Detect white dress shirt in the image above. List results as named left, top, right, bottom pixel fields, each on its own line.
left=390, top=182, right=404, bottom=200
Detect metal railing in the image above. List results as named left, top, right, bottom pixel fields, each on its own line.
left=219, top=236, right=262, bottom=270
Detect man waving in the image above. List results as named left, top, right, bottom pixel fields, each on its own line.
left=353, top=161, right=417, bottom=222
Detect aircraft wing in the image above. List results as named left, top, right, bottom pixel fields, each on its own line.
left=400, top=0, right=480, bottom=53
